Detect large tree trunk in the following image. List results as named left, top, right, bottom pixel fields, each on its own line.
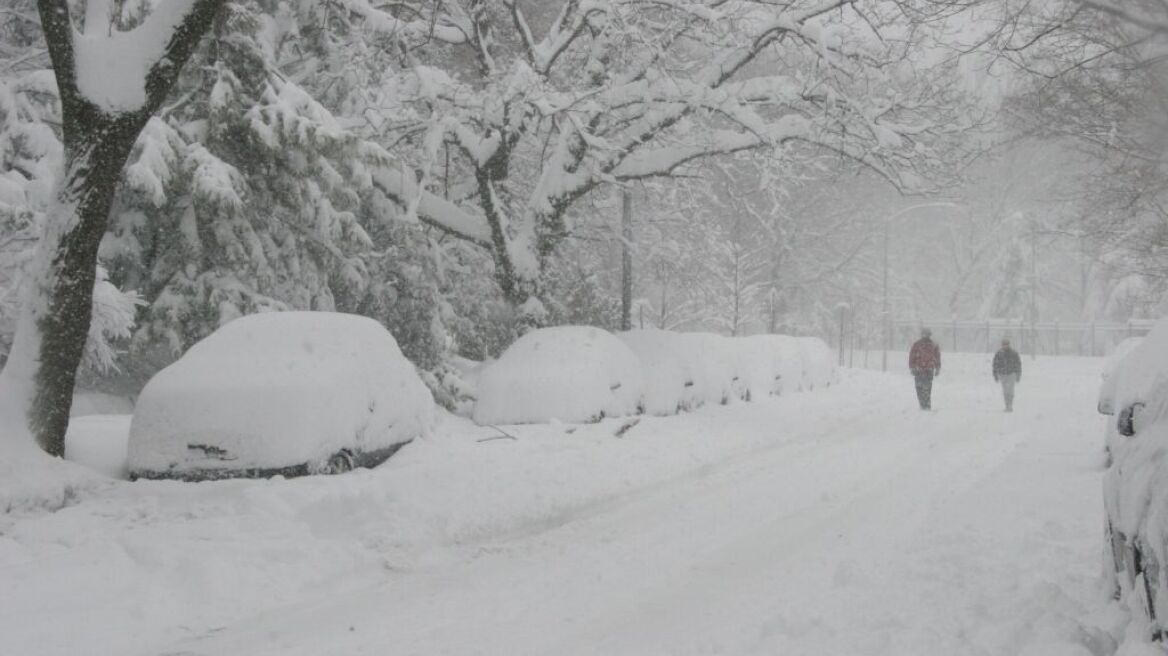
left=0, top=0, right=226, bottom=457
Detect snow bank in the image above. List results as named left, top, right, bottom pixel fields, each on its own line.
left=0, top=443, right=101, bottom=514
left=474, top=326, right=644, bottom=424
left=70, top=392, right=134, bottom=417
left=127, top=312, right=433, bottom=477
left=65, top=415, right=132, bottom=480
left=797, top=336, right=838, bottom=389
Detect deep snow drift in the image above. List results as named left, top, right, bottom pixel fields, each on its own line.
left=0, top=352, right=1136, bottom=655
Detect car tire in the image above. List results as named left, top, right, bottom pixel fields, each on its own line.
left=327, top=450, right=354, bottom=475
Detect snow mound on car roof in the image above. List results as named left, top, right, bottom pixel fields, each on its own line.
left=474, top=326, right=644, bottom=425
left=127, top=312, right=432, bottom=474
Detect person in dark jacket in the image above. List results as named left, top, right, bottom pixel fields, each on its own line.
left=992, top=338, right=1022, bottom=412
left=909, top=327, right=942, bottom=410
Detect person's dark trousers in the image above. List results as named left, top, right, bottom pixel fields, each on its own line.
left=913, top=371, right=934, bottom=410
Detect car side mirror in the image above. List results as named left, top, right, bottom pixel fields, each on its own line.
left=1118, top=403, right=1145, bottom=437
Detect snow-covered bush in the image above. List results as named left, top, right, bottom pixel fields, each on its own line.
left=127, top=312, right=432, bottom=480
left=618, top=329, right=699, bottom=416
left=797, top=337, right=838, bottom=390
left=474, top=327, right=644, bottom=425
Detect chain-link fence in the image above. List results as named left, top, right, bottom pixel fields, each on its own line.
left=832, top=316, right=1156, bottom=367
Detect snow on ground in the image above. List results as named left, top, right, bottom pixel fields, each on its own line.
left=65, top=414, right=132, bottom=479
left=0, top=352, right=1127, bottom=655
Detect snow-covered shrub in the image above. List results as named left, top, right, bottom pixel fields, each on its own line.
left=127, top=312, right=432, bottom=479
left=797, top=337, right=838, bottom=390
left=618, top=329, right=699, bottom=415
left=473, top=326, right=644, bottom=425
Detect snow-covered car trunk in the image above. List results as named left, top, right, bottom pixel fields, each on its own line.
left=127, top=312, right=433, bottom=480
left=473, top=326, right=645, bottom=425
left=1101, top=318, right=1168, bottom=636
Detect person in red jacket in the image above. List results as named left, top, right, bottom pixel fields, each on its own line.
left=909, top=327, right=941, bottom=410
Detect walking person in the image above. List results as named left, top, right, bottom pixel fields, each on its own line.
left=909, top=327, right=942, bottom=410
left=993, top=338, right=1022, bottom=412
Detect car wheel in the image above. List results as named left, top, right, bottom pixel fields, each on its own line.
left=327, top=450, right=354, bottom=475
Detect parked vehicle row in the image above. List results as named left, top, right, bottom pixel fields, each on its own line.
left=124, top=314, right=838, bottom=481
left=472, top=326, right=837, bottom=425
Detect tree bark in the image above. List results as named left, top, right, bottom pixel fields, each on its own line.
left=620, top=190, right=633, bottom=332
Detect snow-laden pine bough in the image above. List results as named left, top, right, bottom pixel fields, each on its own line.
left=126, top=313, right=433, bottom=482
left=1099, top=317, right=1168, bottom=641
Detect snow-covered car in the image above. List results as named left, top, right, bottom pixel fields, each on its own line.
left=724, top=336, right=780, bottom=402
left=671, top=332, right=737, bottom=407
left=473, top=326, right=645, bottom=424
left=618, top=329, right=700, bottom=415
left=127, top=312, right=433, bottom=481
left=746, top=334, right=805, bottom=396
left=1099, top=318, right=1168, bottom=634
left=796, top=337, right=839, bottom=390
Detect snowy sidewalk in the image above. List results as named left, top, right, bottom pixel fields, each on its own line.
left=1, top=354, right=1119, bottom=656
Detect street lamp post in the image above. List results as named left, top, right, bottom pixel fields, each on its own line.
left=882, top=219, right=890, bottom=372
left=880, top=201, right=965, bottom=372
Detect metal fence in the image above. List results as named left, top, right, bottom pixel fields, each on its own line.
left=834, top=317, right=1156, bottom=367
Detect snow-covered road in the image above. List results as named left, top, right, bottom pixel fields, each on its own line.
left=1, top=354, right=1124, bottom=655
